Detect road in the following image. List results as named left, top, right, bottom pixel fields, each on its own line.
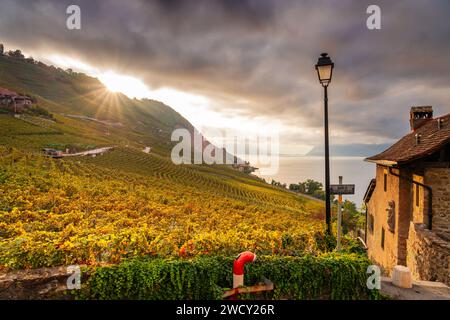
left=62, top=146, right=114, bottom=157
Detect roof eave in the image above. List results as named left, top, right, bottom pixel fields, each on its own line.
left=364, top=159, right=398, bottom=166
left=363, top=178, right=376, bottom=204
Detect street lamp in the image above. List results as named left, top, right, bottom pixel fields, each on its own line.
left=315, top=53, right=334, bottom=235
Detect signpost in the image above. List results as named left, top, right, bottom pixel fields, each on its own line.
left=331, top=177, right=355, bottom=251
left=330, top=184, right=355, bottom=195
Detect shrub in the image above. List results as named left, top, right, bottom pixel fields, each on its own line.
left=75, top=253, right=380, bottom=300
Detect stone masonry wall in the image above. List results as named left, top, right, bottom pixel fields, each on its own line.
left=424, top=168, right=450, bottom=237
left=407, top=223, right=450, bottom=285
left=405, top=167, right=450, bottom=286
left=0, top=266, right=73, bottom=299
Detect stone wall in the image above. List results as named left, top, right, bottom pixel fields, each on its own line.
left=405, top=168, right=450, bottom=285
left=0, top=266, right=80, bottom=299
left=424, top=168, right=450, bottom=236
left=407, top=223, right=450, bottom=285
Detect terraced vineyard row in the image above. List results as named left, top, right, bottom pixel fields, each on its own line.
left=0, top=115, right=107, bottom=152
left=77, top=147, right=316, bottom=213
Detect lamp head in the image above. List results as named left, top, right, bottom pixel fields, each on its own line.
left=315, top=53, right=334, bottom=87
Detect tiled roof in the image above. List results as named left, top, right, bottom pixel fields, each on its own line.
left=0, top=87, right=17, bottom=96
left=366, top=113, right=450, bottom=164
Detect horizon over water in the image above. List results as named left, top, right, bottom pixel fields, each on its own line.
left=254, top=155, right=375, bottom=208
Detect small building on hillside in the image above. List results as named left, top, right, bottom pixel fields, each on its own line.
left=13, top=95, right=33, bottom=111
left=364, top=106, right=450, bottom=285
left=0, top=87, right=16, bottom=100
left=0, top=87, right=33, bottom=113
left=232, top=161, right=257, bottom=174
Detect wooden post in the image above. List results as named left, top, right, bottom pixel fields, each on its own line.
left=337, top=176, right=343, bottom=251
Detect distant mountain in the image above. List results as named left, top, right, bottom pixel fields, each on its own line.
left=306, top=143, right=391, bottom=157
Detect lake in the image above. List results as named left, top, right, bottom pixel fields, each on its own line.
left=254, top=156, right=376, bottom=207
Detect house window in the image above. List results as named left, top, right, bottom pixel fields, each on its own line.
left=368, top=214, right=374, bottom=233
left=383, top=173, right=387, bottom=192
left=381, top=227, right=385, bottom=250
left=415, top=185, right=420, bottom=207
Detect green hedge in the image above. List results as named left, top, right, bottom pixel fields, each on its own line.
left=74, top=253, right=380, bottom=300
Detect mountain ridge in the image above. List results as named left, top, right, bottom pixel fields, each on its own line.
left=0, top=52, right=242, bottom=162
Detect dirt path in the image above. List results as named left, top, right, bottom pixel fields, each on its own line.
left=62, top=146, right=114, bottom=157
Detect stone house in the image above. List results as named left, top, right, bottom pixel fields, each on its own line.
left=0, top=87, right=33, bottom=113
left=364, top=106, right=449, bottom=285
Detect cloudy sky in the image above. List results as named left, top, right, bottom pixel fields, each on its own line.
left=1, top=0, right=449, bottom=154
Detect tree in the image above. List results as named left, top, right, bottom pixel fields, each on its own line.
left=304, top=179, right=323, bottom=194
left=312, top=189, right=326, bottom=200
left=297, top=182, right=306, bottom=193
left=7, top=50, right=24, bottom=59
left=289, top=180, right=321, bottom=195
left=341, top=200, right=363, bottom=234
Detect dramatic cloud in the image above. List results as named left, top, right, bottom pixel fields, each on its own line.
left=1, top=0, right=449, bottom=152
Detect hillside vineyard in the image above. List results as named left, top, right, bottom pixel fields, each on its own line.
left=0, top=146, right=326, bottom=269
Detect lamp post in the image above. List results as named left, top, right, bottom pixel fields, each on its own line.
left=315, top=53, right=334, bottom=235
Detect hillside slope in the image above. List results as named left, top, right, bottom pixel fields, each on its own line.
left=0, top=54, right=192, bottom=155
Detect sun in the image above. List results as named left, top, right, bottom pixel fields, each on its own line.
left=97, top=71, right=152, bottom=99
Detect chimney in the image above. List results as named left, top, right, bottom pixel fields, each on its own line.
left=410, top=106, right=433, bottom=131
left=415, top=133, right=421, bottom=145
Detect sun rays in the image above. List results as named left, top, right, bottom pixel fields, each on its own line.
left=97, top=71, right=152, bottom=99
